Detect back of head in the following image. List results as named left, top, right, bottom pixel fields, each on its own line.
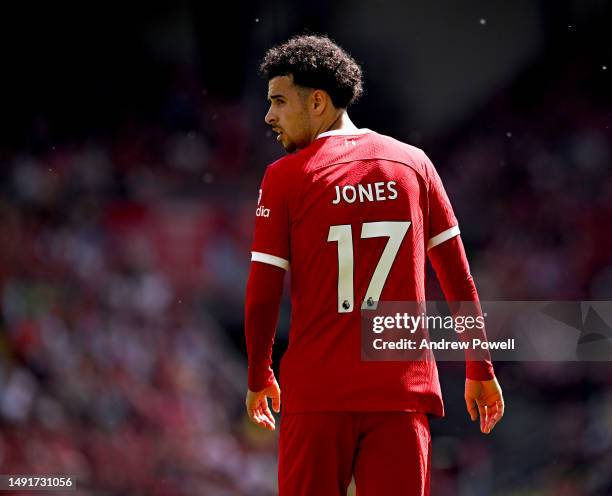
left=260, top=34, right=364, bottom=109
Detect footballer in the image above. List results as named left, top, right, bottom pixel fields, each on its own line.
left=244, top=34, right=504, bottom=496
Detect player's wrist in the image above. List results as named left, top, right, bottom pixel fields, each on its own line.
left=465, top=361, right=495, bottom=381
left=248, top=368, right=276, bottom=392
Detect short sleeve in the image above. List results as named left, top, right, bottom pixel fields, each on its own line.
left=250, top=164, right=291, bottom=270
left=426, top=156, right=460, bottom=251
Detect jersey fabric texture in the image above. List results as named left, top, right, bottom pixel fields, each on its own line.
left=250, top=129, right=484, bottom=416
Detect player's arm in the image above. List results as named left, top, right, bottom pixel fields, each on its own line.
left=244, top=261, right=283, bottom=431
left=244, top=163, right=290, bottom=431
left=424, top=151, right=503, bottom=434
left=428, top=235, right=504, bottom=434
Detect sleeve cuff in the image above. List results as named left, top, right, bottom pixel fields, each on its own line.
left=466, top=361, right=495, bottom=381
left=248, top=367, right=276, bottom=392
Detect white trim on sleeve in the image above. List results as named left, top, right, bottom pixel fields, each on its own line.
left=251, top=251, right=290, bottom=270
left=427, top=225, right=460, bottom=251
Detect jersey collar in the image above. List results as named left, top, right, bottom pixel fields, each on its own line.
left=316, top=128, right=372, bottom=140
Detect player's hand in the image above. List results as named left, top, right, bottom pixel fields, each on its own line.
left=245, top=379, right=281, bottom=431
left=465, top=377, right=504, bottom=434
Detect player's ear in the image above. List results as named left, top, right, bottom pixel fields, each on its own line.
left=310, top=89, right=327, bottom=116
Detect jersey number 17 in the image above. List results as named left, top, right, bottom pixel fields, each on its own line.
left=327, top=221, right=411, bottom=313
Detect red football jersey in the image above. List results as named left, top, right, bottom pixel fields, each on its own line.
left=251, top=129, right=462, bottom=416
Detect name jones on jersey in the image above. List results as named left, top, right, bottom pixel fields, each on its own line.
left=332, top=181, right=398, bottom=205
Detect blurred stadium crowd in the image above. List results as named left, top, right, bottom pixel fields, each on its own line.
left=0, top=78, right=279, bottom=493
left=1, top=4, right=611, bottom=496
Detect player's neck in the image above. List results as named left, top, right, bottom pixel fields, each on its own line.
left=313, top=112, right=358, bottom=141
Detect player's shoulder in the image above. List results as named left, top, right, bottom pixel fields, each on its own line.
left=265, top=153, right=290, bottom=173
left=262, top=141, right=327, bottom=189
left=366, top=131, right=434, bottom=179
left=264, top=148, right=308, bottom=176
left=368, top=131, right=427, bottom=159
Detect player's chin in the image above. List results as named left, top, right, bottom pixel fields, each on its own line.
left=282, top=140, right=297, bottom=153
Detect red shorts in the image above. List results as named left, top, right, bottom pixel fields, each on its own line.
left=278, top=411, right=431, bottom=496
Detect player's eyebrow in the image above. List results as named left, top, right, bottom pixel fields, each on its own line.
left=267, top=93, right=286, bottom=102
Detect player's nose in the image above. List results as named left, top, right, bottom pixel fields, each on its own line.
left=265, top=107, right=276, bottom=125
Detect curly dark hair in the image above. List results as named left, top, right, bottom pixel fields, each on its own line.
left=260, top=35, right=363, bottom=109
